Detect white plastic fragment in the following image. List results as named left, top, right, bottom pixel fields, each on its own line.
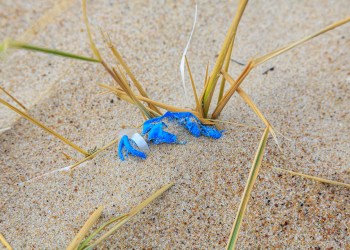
left=118, top=128, right=149, bottom=152
left=131, top=132, right=150, bottom=152
left=179, top=2, right=198, bottom=97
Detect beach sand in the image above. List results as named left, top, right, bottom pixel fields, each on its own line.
left=1, top=0, right=349, bottom=249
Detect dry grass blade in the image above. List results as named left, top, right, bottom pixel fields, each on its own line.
left=199, top=63, right=209, bottom=105
left=99, top=84, right=197, bottom=115
left=81, top=0, right=152, bottom=120
left=78, top=214, right=127, bottom=250
left=66, top=206, right=104, bottom=250
left=101, top=32, right=162, bottom=115
left=205, top=118, right=262, bottom=131
left=100, top=84, right=214, bottom=124
left=82, top=0, right=101, bottom=61
left=0, top=98, right=89, bottom=156
left=85, top=183, right=174, bottom=249
left=212, top=17, right=350, bottom=118
left=82, top=0, right=152, bottom=119
left=211, top=61, right=252, bottom=118
left=185, top=56, right=202, bottom=116
left=218, top=36, right=235, bottom=103
left=0, top=233, right=13, bottom=250
left=111, top=65, right=152, bottom=119
left=0, top=86, right=27, bottom=111
left=202, top=0, right=248, bottom=116
left=274, top=167, right=350, bottom=189
left=0, top=39, right=99, bottom=62
left=70, top=138, right=120, bottom=170
left=216, top=71, right=279, bottom=146
left=226, top=127, right=269, bottom=250
left=236, top=87, right=279, bottom=148
left=252, top=16, right=350, bottom=67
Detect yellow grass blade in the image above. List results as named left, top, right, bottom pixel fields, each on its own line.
left=218, top=37, right=235, bottom=103
left=98, top=84, right=197, bottom=115
left=205, top=118, right=262, bottom=131
left=274, top=167, right=350, bottom=189
left=0, top=86, right=27, bottom=111
left=215, top=72, right=279, bottom=146
left=226, top=127, right=269, bottom=250
left=0, top=233, right=13, bottom=250
left=66, top=206, right=104, bottom=250
left=213, top=17, right=350, bottom=118
left=202, top=0, right=248, bottom=116
left=212, top=61, right=253, bottom=118
left=78, top=214, right=127, bottom=250
left=82, top=0, right=101, bottom=61
left=70, top=138, right=120, bottom=170
left=101, top=32, right=162, bottom=115
left=252, top=16, right=350, bottom=67
left=236, top=87, right=280, bottom=148
left=185, top=56, right=202, bottom=116
left=0, top=98, right=89, bottom=156
left=199, top=63, right=210, bottom=104
left=85, top=183, right=174, bottom=249
left=82, top=0, right=151, bottom=119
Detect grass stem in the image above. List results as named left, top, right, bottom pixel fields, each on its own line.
left=0, top=98, right=89, bottom=156
left=226, top=127, right=269, bottom=249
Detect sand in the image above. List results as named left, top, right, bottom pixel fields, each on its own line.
left=1, top=0, right=349, bottom=249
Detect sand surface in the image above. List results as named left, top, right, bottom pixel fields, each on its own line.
left=1, top=0, right=349, bottom=249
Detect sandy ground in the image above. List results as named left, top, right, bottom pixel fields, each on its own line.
left=1, top=0, right=349, bottom=249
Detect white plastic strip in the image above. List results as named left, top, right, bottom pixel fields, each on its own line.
left=131, top=133, right=149, bottom=152
left=179, top=3, right=198, bottom=97
left=119, top=128, right=149, bottom=152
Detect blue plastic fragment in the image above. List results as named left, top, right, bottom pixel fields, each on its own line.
left=200, top=124, right=222, bottom=139
left=142, top=111, right=223, bottom=144
left=118, top=135, right=147, bottom=161
left=147, top=123, right=178, bottom=144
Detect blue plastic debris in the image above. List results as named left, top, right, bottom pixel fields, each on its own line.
left=118, top=135, right=147, bottom=161
left=142, top=111, right=223, bottom=144
left=147, top=123, right=178, bottom=144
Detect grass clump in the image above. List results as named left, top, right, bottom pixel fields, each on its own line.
left=65, top=183, right=173, bottom=250
left=1, top=0, right=350, bottom=249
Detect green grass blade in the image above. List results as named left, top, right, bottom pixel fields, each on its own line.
left=0, top=39, right=100, bottom=62
left=78, top=214, right=127, bottom=250
left=226, top=127, right=269, bottom=250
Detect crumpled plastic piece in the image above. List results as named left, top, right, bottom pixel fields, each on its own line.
left=142, top=111, right=223, bottom=144
left=118, top=135, right=147, bottom=161
left=147, top=122, right=178, bottom=144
